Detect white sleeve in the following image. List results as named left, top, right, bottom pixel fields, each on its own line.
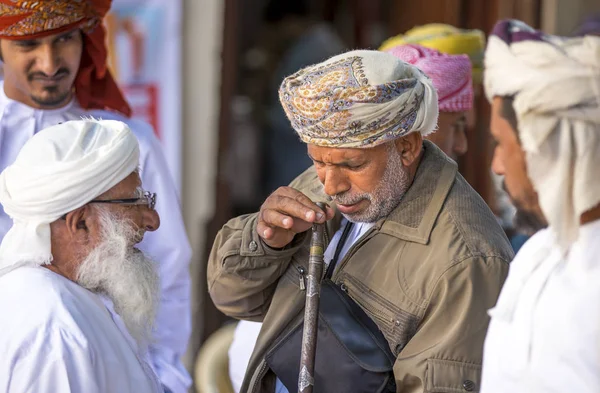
left=228, top=321, right=263, bottom=393
left=5, top=332, right=103, bottom=393
left=136, top=126, right=193, bottom=393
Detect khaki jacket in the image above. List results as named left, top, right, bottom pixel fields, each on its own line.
left=208, top=141, right=513, bottom=393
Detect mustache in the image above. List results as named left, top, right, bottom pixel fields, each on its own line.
left=332, top=192, right=369, bottom=206
left=28, top=68, right=70, bottom=82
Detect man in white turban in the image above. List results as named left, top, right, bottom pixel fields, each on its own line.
left=0, top=119, right=163, bottom=393
left=209, top=50, right=512, bottom=393
left=481, top=20, right=600, bottom=392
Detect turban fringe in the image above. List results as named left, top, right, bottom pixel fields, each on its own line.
left=384, top=44, right=473, bottom=112
left=0, top=0, right=132, bottom=117
left=0, top=120, right=139, bottom=272
left=279, top=50, right=439, bottom=148
left=484, top=19, right=600, bottom=249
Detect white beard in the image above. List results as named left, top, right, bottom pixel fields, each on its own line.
left=76, top=208, right=159, bottom=346
left=332, top=144, right=412, bottom=223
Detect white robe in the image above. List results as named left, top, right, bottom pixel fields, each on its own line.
left=0, top=266, right=163, bottom=393
left=481, top=219, right=600, bottom=392
left=0, top=82, right=191, bottom=393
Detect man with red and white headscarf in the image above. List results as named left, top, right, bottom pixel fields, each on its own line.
left=384, top=44, right=473, bottom=161
left=0, top=2, right=192, bottom=393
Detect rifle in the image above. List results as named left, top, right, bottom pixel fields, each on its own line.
left=298, top=202, right=327, bottom=393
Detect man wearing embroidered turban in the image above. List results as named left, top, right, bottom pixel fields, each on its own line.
left=0, top=119, right=163, bottom=392
left=0, top=3, right=192, bottom=392
left=383, top=44, right=473, bottom=161
left=480, top=20, right=600, bottom=392
left=208, top=49, right=512, bottom=393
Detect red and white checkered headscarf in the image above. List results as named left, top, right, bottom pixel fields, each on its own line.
left=0, top=0, right=131, bottom=117
left=385, top=44, right=473, bottom=112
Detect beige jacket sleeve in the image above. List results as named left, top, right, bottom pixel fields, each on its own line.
left=394, top=256, right=509, bottom=393
left=207, top=213, right=307, bottom=321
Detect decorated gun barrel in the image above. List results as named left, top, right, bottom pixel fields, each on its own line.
left=298, top=202, right=327, bottom=393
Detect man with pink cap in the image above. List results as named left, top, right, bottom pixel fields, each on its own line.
left=384, top=44, right=473, bottom=161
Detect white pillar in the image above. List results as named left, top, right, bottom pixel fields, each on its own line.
left=181, top=0, right=224, bottom=374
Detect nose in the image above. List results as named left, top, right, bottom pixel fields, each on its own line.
left=453, top=129, right=468, bottom=157
left=491, top=148, right=505, bottom=176
left=36, top=44, right=61, bottom=76
left=320, top=166, right=350, bottom=197
left=142, top=208, right=160, bottom=232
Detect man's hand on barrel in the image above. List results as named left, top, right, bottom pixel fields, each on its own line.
left=257, top=187, right=334, bottom=249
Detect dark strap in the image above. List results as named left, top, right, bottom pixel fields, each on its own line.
left=325, top=221, right=354, bottom=279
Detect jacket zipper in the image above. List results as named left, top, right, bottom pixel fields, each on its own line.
left=249, top=360, right=268, bottom=393
left=330, top=227, right=394, bottom=324
left=341, top=274, right=394, bottom=324
left=297, top=265, right=306, bottom=291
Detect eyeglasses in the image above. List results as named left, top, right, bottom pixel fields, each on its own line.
left=59, top=191, right=157, bottom=221
left=88, top=191, right=157, bottom=211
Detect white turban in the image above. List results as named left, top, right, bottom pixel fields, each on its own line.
left=0, top=119, right=140, bottom=272
left=279, top=50, right=439, bottom=148
left=484, top=19, right=600, bottom=249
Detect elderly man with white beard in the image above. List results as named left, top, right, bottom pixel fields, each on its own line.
left=0, top=119, right=163, bottom=393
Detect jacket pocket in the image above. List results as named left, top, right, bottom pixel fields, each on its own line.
left=339, top=274, right=418, bottom=357
left=426, top=359, right=481, bottom=393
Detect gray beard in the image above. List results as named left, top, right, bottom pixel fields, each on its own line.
left=332, top=145, right=411, bottom=223
left=513, top=208, right=548, bottom=236
left=76, top=208, right=159, bottom=347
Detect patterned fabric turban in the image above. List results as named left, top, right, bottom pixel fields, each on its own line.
left=379, top=24, right=485, bottom=84
left=0, top=119, right=139, bottom=273
left=485, top=19, right=600, bottom=249
left=0, top=0, right=132, bottom=117
left=384, top=44, right=472, bottom=112
left=278, top=50, right=439, bottom=148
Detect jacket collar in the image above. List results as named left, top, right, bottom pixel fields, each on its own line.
left=378, top=140, right=457, bottom=244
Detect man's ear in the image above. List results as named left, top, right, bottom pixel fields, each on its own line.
left=63, top=206, right=90, bottom=238
left=394, top=132, right=423, bottom=166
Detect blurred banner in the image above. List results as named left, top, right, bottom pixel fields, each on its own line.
left=105, top=0, right=183, bottom=193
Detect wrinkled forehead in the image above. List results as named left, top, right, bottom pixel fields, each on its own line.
left=307, top=142, right=388, bottom=161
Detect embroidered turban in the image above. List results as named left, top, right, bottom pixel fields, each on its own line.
left=485, top=19, right=600, bottom=248
left=278, top=50, right=438, bottom=148
left=0, top=119, right=139, bottom=273
left=0, top=0, right=132, bottom=117
left=379, top=24, right=485, bottom=84
left=384, top=44, right=472, bottom=112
